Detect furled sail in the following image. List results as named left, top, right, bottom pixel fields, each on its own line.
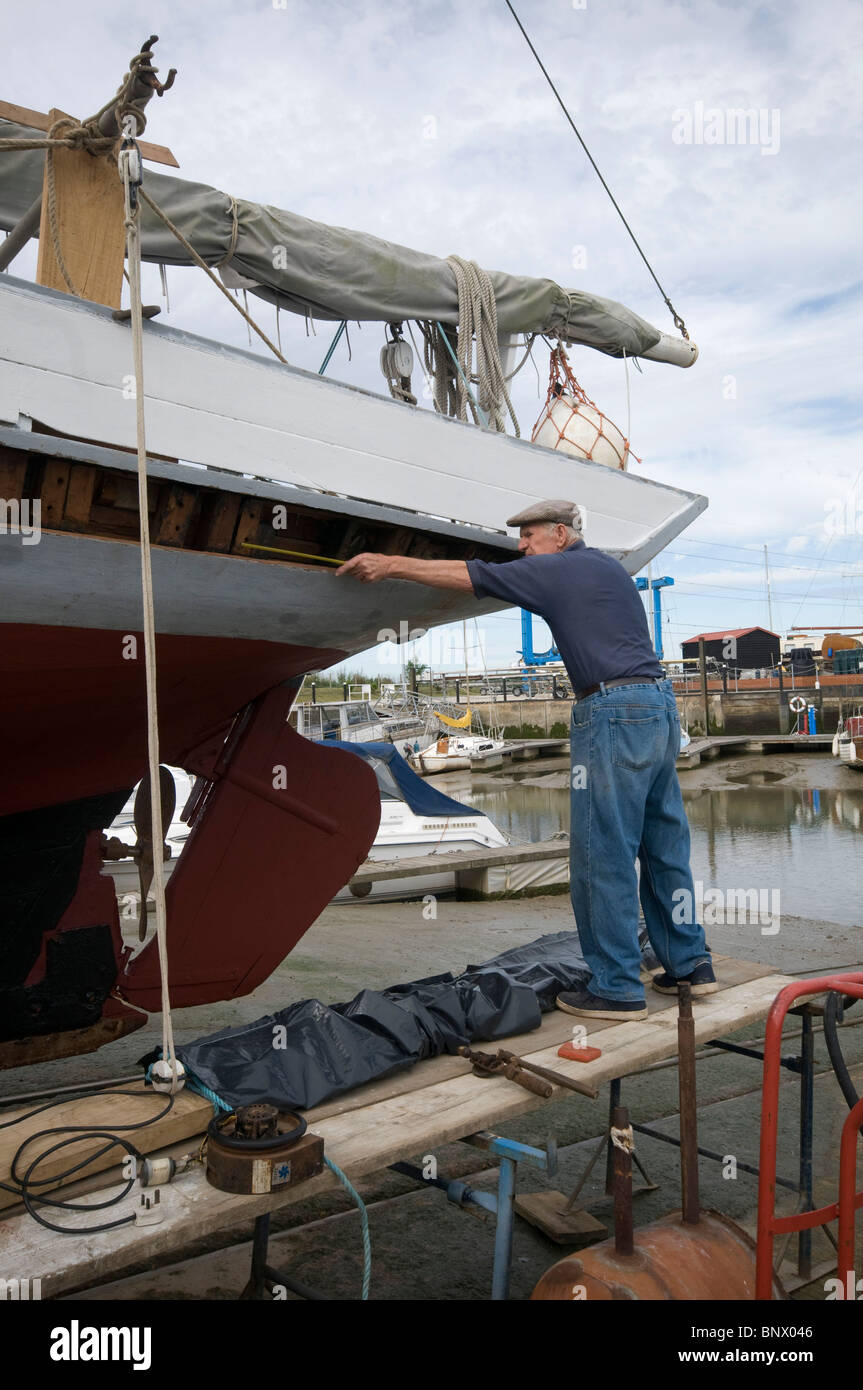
left=0, top=121, right=692, bottom=363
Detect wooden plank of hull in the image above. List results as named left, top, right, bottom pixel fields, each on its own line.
left=0, top=529, right=504, bottom=647
left=0, top=276, right=707, bottom=562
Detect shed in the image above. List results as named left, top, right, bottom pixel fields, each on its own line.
left=681, top=627, right=781, bottom=672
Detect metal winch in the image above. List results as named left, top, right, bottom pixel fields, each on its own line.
left=206, top=1101, right=324, bottom=1195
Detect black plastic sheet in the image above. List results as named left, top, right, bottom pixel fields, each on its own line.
left=178, top=930, right=616, bottom=1112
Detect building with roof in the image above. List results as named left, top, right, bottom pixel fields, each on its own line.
left=681, top=627, right=780, bottom=672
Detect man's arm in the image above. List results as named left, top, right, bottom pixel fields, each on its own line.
left=335, top=553, right=473, bottom=591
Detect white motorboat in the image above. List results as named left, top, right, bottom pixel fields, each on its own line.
left=292, top=698, right=424, bottom=745
left=413, top=732, right=509, bottom=774
left=329, top=742, right=508, bottom=900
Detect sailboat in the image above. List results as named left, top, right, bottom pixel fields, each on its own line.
left=834, top=712, right=863, bottom=770
left=0, top=39, right=705, bottom=1066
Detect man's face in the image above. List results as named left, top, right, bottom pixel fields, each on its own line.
left=518, top=522, right=567, bottom=556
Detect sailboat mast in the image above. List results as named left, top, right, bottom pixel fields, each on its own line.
left=764, top=544, right=774, bottom=632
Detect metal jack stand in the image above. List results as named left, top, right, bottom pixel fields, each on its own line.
left=551, top=1076, right=659, bottom=1221
left=391, top=1129, right=557, bottom=1300
left=609, top=1003, right=820, bottom=1284
left=239, top=1213, right=328, bottom=1301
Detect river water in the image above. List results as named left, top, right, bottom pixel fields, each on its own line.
left=462, top=779, right=863, bottom=929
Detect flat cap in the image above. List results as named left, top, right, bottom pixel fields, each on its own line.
left=506, top=499, right=581, bottom=529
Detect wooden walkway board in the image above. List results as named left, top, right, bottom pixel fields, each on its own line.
left=350, top=838, right=570, bottom=885
left=0, top=958, right=792, bottom=1297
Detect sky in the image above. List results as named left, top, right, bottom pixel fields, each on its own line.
left=5, top=0, right=862, bottom=676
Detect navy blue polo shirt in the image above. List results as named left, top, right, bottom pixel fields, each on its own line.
left=466, top=540, right=663, bottom=692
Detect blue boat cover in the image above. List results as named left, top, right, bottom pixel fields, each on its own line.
left=327, top=740, right=473, bottom=819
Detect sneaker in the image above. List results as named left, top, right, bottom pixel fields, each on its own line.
left=555, top=987, right=648, bottom=1021
left=651, top=961, right=718, bottom=996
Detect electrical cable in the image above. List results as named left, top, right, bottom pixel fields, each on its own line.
left=823, top=991, right=862, bottom=1134
left=0, top=1088, right=176, bottom=1234
left=674, top=538, right=858, bottom=568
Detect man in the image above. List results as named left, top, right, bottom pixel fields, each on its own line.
left=336, top=499, right=714, bottom=1020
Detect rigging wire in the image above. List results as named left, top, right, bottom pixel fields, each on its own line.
left=672, top=537, right=858, bottom=568
left=503, top=0, right=689, bottom=339
left=790, top=456, right=863, bottom=627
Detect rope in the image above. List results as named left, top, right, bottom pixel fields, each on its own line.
left=415, top=263, right=519, bottom=435
left=504, top=0, right=689, bottom=340
left=623, top=349, right=632, bottom=454
left=610, top=1123, right=635, bottom=1153
left=181, top=1071, right=231, bottom=1112
left=446, top=255, right=520, bottom=435
left=418, top=320, right=459, bottom=418
left=120, top=133, right=181, bottom=1092
left=535, top=343, right=639, bottom=467
left=215, top=194, right=239, bottom=268
left=324, top=1156, right=372, bottom=1301
left=44, top=119, right=88, bottom=296
left=137, top=187, right=289, bottom=365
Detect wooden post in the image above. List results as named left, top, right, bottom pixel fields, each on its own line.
left=36, top=110, right=125, bottom=308
left=699, top=640, right=709, bottom=736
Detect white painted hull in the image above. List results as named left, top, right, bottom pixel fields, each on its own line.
left=1, top=527, right=503, bottom=649
left=0, top=276, right=706, bottom=567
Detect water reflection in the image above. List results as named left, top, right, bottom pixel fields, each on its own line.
left=465, top=783, right=567, bottom=846
left=464, top=783, right=863, bottom=928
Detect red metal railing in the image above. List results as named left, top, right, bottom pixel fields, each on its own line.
left=756, top=974, right=863, bottom=1300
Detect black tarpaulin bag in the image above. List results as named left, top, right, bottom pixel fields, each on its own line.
left=177, top=930, right=595, bottom=1111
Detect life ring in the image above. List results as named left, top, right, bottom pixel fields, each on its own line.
left=789, top=695, right=807, bottom=713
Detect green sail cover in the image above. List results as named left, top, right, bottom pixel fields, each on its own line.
left=0, top=122, right=661, bottom=357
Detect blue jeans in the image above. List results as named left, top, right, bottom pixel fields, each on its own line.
left=569, top=678, right=710, bottom=1001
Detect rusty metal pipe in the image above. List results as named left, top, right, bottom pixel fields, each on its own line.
left=612, top=1105, right=634, bottom=1256
left=677, top=982, right=700, bottom=1224
left=495, top=1048, right=598, bottom=1099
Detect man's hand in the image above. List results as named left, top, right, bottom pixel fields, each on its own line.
left=335, top=552, right=393, bottom=583
left=337, top=553, right=474, bottom=591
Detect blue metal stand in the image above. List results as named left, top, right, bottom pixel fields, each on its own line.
left=391, top=1129, right=557, bottom=1300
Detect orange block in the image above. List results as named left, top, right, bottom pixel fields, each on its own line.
left=557, top=1043, right=602, bottom=1062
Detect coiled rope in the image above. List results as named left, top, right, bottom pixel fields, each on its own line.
left=417, top=257, right=519, bottom=436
